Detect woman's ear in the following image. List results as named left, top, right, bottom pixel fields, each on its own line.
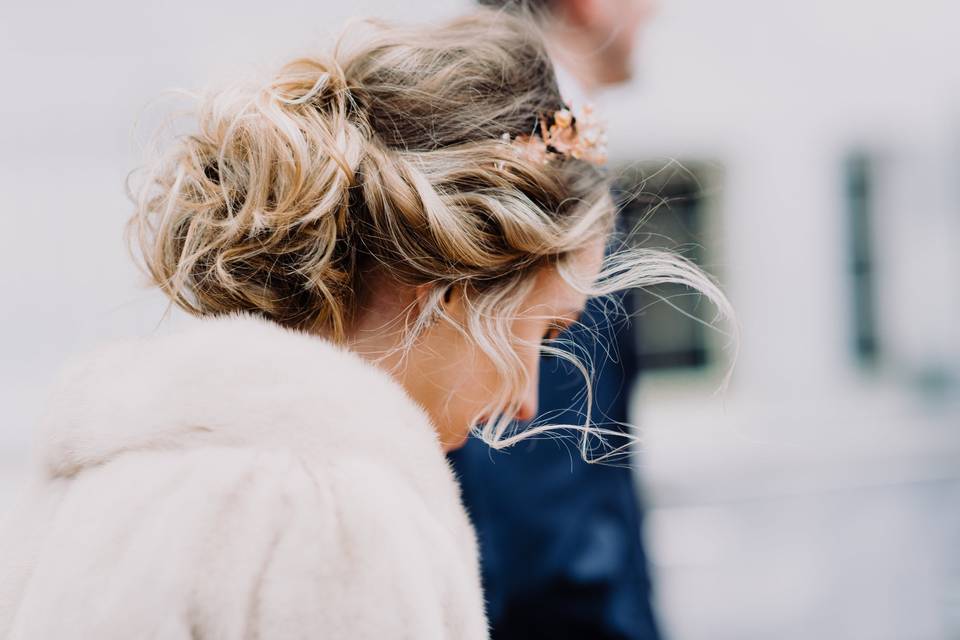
left=441, top=283, right=467, bottom=318
left=413, top=282, right=465, bottom=323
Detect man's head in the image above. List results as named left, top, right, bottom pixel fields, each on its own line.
left=479, top=0, right=657, bottom=89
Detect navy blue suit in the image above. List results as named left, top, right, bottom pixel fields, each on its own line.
left=449, top=292, right=662, bottom=640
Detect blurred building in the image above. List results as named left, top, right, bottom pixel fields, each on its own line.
left=1, top=0, right=958, bottom=638
left=599, top=1, right=960, bottom=638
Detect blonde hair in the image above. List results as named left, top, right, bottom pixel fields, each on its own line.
left=127, top=9, right=731, bottom=458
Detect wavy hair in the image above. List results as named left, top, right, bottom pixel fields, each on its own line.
left=127, top=9, right=732, bottom=458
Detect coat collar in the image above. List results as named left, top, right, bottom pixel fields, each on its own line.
left=36, top=313, right=448, bottom=490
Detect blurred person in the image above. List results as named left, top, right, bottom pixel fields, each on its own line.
left=453, top=1, right=662, bottom=639
left=0, top=8, right=728, bottom=640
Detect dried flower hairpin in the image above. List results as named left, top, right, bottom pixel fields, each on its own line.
left=500, top=103, right=608, bottom=166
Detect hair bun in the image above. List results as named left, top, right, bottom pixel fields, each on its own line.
left=128, top=52, right=373, bottom=338
left=127, top=10, right=607, bottom=342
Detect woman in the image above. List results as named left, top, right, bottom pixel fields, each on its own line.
left=0, top=10, right=727, bottom=639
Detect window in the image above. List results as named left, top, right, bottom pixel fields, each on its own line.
left=613, top=161, right=724, bottom=373
left=844, top=151, right=879, bottom=367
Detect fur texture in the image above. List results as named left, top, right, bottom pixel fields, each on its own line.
left=0, top=313, right=488, bottom=639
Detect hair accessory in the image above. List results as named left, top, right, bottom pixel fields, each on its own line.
left=501, top=103, right=608, bottom=166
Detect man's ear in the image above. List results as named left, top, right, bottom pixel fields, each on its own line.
left=557, top=0, right=599, bottom=28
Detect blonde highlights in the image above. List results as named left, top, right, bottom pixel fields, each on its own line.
left=127, top=10, right=731, bottom=456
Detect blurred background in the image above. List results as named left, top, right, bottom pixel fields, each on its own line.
left=1, top=0, right=958, bottom=638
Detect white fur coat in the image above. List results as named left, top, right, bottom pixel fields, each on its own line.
left=0, top=314, right=488, bottom=639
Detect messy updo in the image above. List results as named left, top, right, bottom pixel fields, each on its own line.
left=128, top=9, right=730, bottom=455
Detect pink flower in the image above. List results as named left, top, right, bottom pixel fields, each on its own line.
left=500, top=104, right=607, bottom=167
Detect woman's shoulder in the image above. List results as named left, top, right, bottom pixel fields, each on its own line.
left=1, top=314, right=489, bottom=637
left=36, top=313, right=452, bottom=497
left=29, top=309, right=478, bottom=561
left=4, top=441, right=485, bottom=639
